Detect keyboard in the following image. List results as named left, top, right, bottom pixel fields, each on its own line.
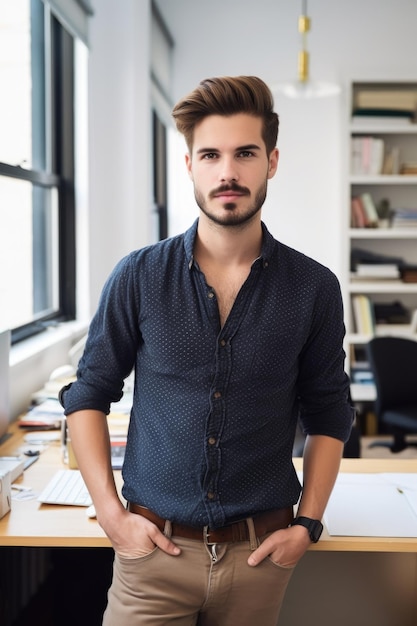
left=38, top=469, right=92, bottom=506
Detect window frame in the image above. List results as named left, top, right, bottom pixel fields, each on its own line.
left=0, top=4, right=76, bottom=344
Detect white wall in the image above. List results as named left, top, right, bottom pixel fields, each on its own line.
left=87, top=0, right=154, bottom=311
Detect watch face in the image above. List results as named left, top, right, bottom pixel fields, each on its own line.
left=309, top=520, right=323, bottom=542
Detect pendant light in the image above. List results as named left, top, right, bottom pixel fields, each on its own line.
left=274, top=0, right=340, bottom=99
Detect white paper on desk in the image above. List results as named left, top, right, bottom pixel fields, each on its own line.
left=380, top=473, right=417, bottom=519
left=381, top=473, right=417, bottom=491
left=324, top=473, right=417, bottom=537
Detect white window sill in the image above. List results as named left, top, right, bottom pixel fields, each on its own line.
left=10, top=320, right=88, bottom=368
left=9, top=319, right=88, bottom=420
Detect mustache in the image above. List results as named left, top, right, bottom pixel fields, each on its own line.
left=209, top=183, right=250, bottom=199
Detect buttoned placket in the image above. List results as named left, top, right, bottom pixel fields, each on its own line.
left=192, top=256, right=266, bottom=528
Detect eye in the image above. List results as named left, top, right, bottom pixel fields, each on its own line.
left=238, top=150, right=254, bottom=158
left=201, top=152, right=218, bottom=160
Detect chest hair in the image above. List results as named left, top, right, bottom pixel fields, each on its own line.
left=202, top=265, right=251, bottom=327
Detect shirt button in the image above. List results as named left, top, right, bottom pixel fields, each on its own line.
left=213, top=391, right=221, bottom=399
left=208, top=291, right=215, bottom=299
left=207, top=491, right=215, bottom=500
left=208, top=437, right=216, bottom=445
left=220, top=338, right=226, bottom=347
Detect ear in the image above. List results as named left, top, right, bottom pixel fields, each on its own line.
left=267, top=148, right=279, bottom=179
left=185, top=153, right=193, bottom=179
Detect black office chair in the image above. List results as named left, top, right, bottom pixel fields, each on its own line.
left=367, top=336, right=417, bottom=452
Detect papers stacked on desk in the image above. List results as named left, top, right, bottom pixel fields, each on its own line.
left=324, top=473, right=417, bottom=537
left=18, top=398, right=64, bottom=430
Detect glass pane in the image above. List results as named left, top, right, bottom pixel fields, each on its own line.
left=0, top=0, right=45, bottom=169
left=0, top=176, right=59, bottom=330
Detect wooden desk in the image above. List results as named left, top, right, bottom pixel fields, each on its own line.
left=2, top=424, right=417, bottom=626
left=0, top=423, right=118, bottom=547
left=295, top=456, right=417, bottom=554
left=289, top=458, right=417, bottom=626
left=2, top=423, right=417, bottom=551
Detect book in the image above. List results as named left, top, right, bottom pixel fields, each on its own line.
left=110, top=437, right=127, bottom=470
left=373, top=301, right=409, bottom=324
left=382, top=147, right=400, bottom=175
left=350, top=369, right=374, bottom=385
left=350, top=137, right=384, bottom=175
left=350, top=197, right=367, bottom=228
left=352, top=108, right=415, bottom=125
left=370, top=138, right=385, bottom=175
left=351, top=137, right=364, bottom=175
left=18, top=399, right=64, bottom=430
left=361, top=295, right=375, bottom=335
left=352, top=295, right=375, bottom=335
left=391, top=208, right=417, bottom=228
left=354, top=264, right=400, bottom=279
left=400, top=162, right=417, bottom=175
left=351, top=296, right=362, bottom=333
left=374, top=310, right=417, bottom=336
left=354, top=90, right=417, bottom=112
left=360, top=192, right=379, bottom=226
left=351, top=247, right=405, bottom=271
left=400, top=267, right=417, bottom=283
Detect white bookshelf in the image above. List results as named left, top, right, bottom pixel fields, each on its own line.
left=346, top=81, right=417, bottom=386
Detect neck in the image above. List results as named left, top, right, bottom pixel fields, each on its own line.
left=195, top=214, right=263, bottom=266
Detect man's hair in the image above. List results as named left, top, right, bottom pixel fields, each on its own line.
left=172, top=76, right=279, bottom=154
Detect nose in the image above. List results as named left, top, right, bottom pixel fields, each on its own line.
left=219, top=156, right=239, bottom=182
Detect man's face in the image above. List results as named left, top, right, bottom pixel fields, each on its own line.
left=185, top=114, right=278, bottom=228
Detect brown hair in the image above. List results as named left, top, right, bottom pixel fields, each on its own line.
left=172, top=76, right=279, bottom=154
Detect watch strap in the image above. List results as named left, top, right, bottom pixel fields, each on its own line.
left=291, top=515, right=323, bottom=543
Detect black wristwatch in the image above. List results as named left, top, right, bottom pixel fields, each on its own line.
left=291, top=516, right=323, bottom=543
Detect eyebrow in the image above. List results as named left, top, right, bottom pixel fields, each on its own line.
left=196, top=144, right=262, bottom=155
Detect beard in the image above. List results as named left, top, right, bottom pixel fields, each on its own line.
left=194, top=180, right=268, bottom=227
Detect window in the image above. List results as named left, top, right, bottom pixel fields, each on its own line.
left=151, top=1, right=173, bottom=241
left=153, top=110, right=168, bottom=240
left=0, top=0, right=77, bottom=342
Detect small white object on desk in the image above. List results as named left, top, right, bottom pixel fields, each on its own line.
left=0, top=457, right=25, bottom=482
left=350, top=383, right=376, bottom=402
left=86, top=505, right=96, bottom=518
left=24, top=431, right=61, bottom=444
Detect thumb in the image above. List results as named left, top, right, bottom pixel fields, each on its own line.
left=153, top=531, right=181, bottom=556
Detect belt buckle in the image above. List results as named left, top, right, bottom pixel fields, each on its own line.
left=203, top=525, right=214, bottom=545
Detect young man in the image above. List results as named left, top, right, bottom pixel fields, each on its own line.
left=60, top=76, right=353, bottom=625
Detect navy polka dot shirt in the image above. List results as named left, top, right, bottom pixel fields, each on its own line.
left=62, top=219, right=353, bottom=528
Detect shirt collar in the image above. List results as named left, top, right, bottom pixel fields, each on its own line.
left=184, top=219, right=198, bottom=269
left=183, top=218, right=276, bottom=270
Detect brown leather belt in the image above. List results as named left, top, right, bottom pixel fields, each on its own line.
left=127, top=503, right=294, bottom=543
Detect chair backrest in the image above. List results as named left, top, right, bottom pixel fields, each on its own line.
left=367, top=336, right=417, bottom=414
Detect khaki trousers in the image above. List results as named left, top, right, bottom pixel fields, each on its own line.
left=102, top=523, right=295, bottom=626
